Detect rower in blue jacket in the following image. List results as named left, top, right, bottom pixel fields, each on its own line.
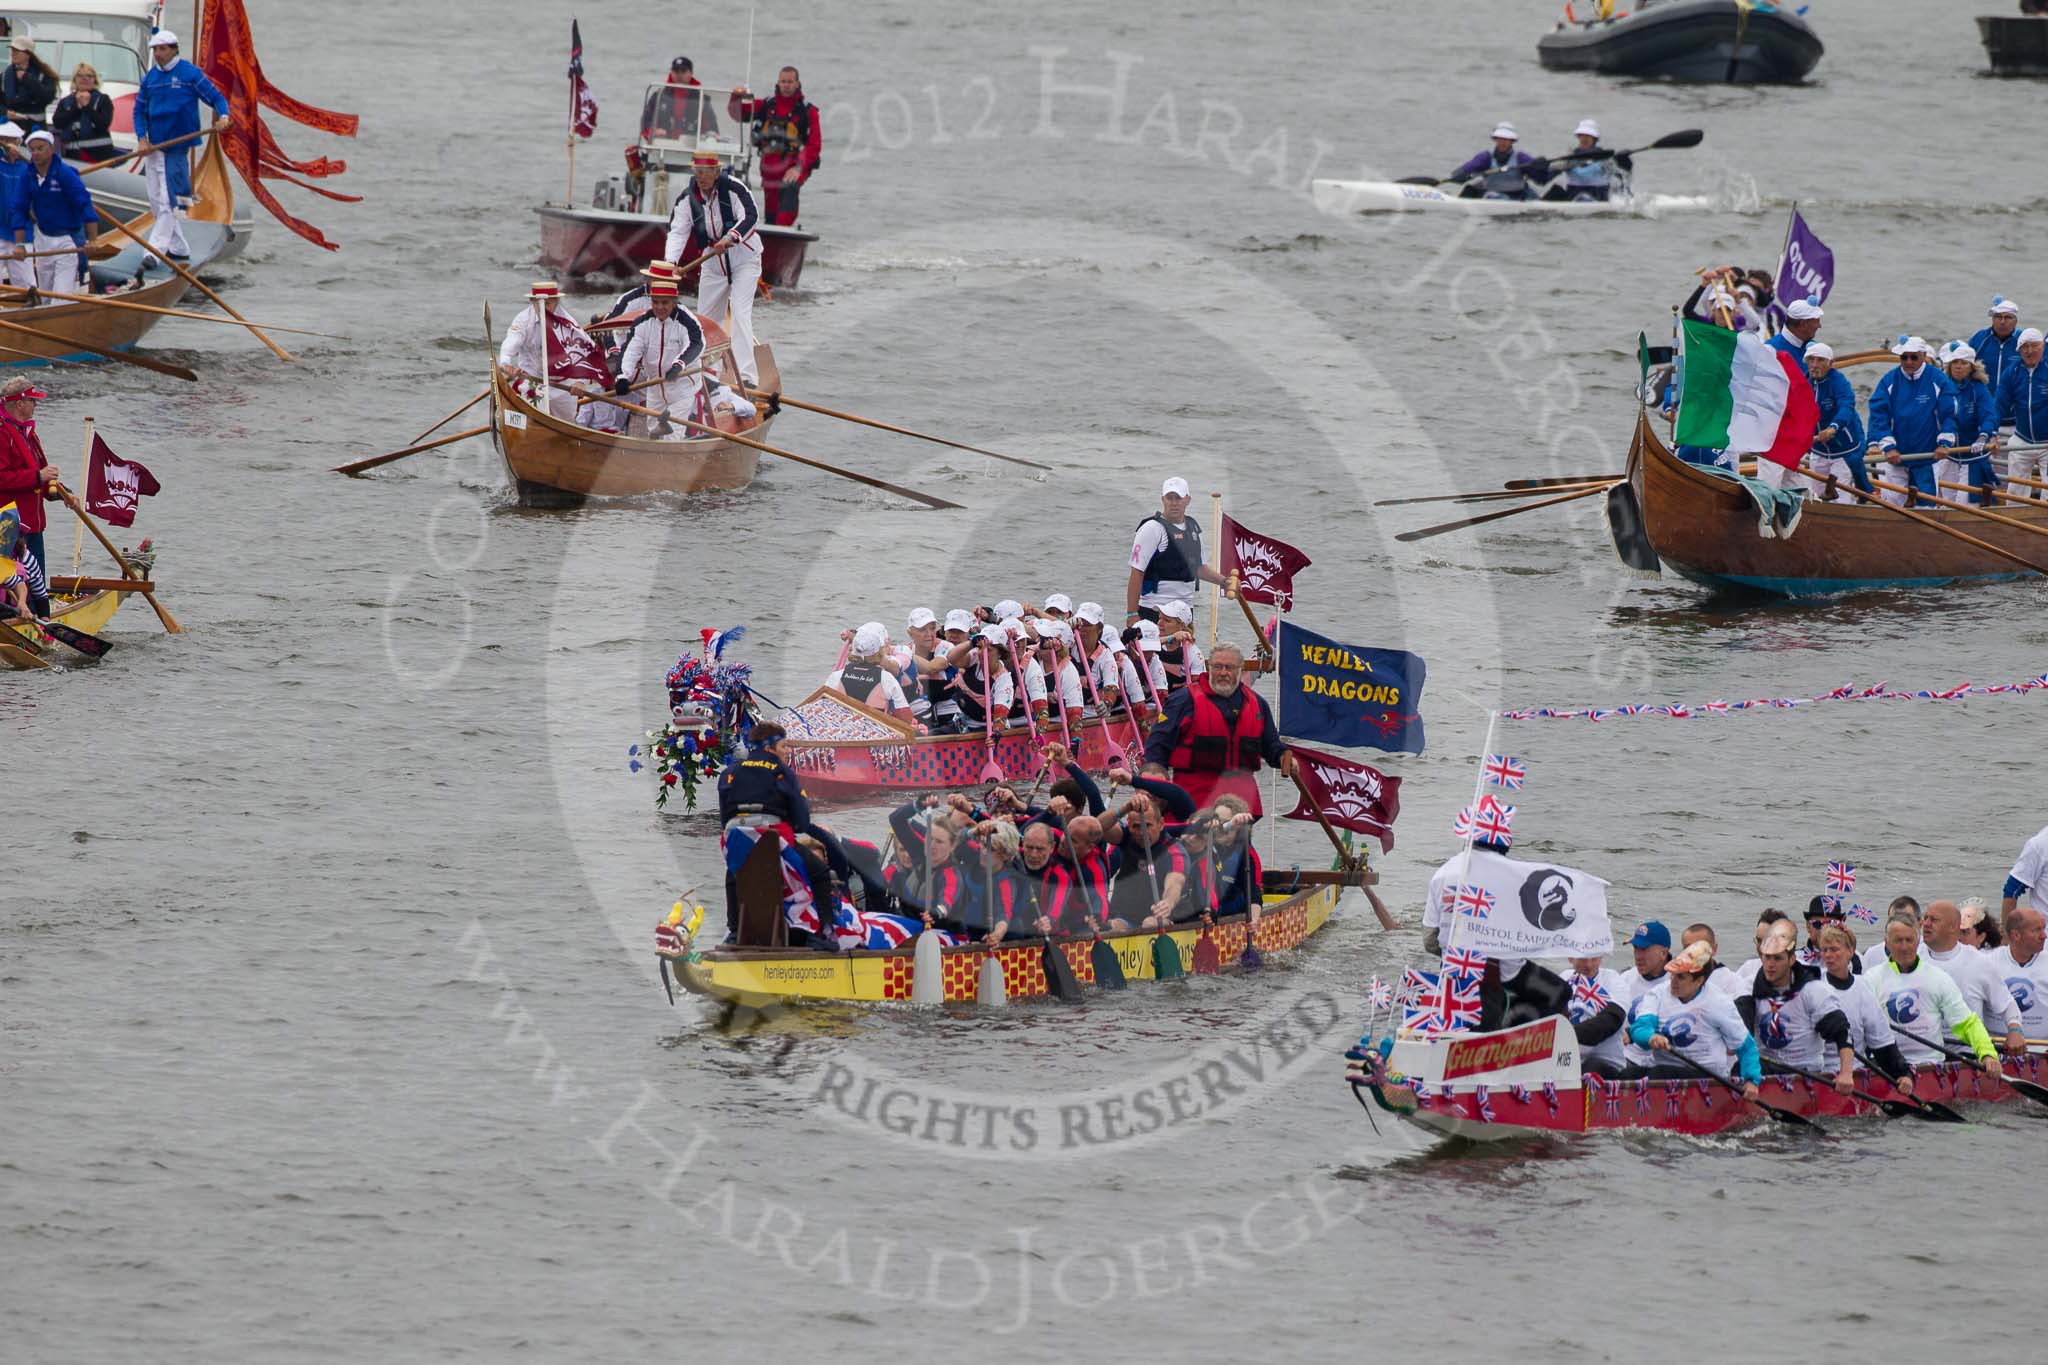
left=1804, top=344, right=1870, bottom=497
left=1769, top=297, right=1823, bottom=363
left=1970, top=297, right=2023, bottom=392
left=0, top=122, right=29, bottom=292
left=1997, top=327, right=2048, bottom=499
left=17, top=129, right=96, bottom=295
left=1866, top=336, right=1956, bottom=507
left=1935, top=341, right=2003, bottom=505
left=1448, top=122, right=1553, bottom=200
left=134, top=30, right=229, bottom=262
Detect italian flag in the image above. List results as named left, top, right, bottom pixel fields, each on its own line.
left=1673, top=320, right=1820, bottom=469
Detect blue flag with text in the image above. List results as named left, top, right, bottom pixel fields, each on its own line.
left=1276, top=622, right=1427, bottom=754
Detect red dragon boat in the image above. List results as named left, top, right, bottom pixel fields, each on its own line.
left=1349, top=1016, right=2048, bottom=1139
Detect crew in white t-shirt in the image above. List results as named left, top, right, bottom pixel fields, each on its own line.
left=1921, top=899, right=2024, bottom=1053
left=1617, top=920, right=1674, bottom=1068
left=2004, top=823, right=2048, bottom=925
left=1566, top=956, right=1631, bottom=1075
left=826, top=622, right=912, bottom=716
left=1986, top=907, right=2048, bottom=1041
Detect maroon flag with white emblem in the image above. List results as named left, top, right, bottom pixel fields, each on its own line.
left=568, top=20, right=598, bottom=138
left=1220, top=513, right=1312, bottom=609
left=1283, top=744, right=1401, bottom=853
left=84, top=432, right=160, bottom=528
left=544, top=311, right=610, bottom=387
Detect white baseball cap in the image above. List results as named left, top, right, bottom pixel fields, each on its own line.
left=1938, top=340, right=1977, bottom=366
left=149, top=29, right=178, bottom=47
left=993, top=599, right=1023, bottom=620
left=1134, top=621, right=1163, bottom=651
left=1804, top=341, right=1834, bottom=362
left=1158, top=598, right=1193, bottom=622
left=24, top=130, right=54, bottom=147
left=1491, top=122, right=1518, bottom=141
left=1573, top=118, right=1599, bottom=139
left=2022, top=327, right=2046, bottom=346
left=976, top=624, right=1007, bottom=645
left=1042, top=592, right=1073, bottom=615
left=1160, top=477, right=1190, bottom=499
left=1074, top=601, right=1105, bottom=625
left=1890, top=335, right=1931, bottom=357
left=906, top=607, right=937, bottom=630
left=0, top=122, right=22, bottom=140
left=1005, top=617, right=1035, bottom=642
left=851, top=623, right=887, bottom=655
left=943, top=609, right=974, bottom=634
left=1991, top=296, right=2020, bottom=317
left=1784, top=298, right=1822, bottom=322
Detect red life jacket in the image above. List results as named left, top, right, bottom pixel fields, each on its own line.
left=1169, top=686, right=1266, bottom=775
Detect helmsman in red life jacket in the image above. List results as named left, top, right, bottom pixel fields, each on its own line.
left=1141, top=643, right=1295, bottom=816
left=727, top=65, right=820, bottom=227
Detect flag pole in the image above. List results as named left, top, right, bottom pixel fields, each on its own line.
left=1207, top=492, right=1222, bottom=650
left=565, top=63, right=576, bottom=207
left=1437, top=708, right=1499, bottom=964
left=70, top=416, right=91, bottom=579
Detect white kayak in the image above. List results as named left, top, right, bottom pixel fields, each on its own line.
left=1310, top=177, right=1712, bottom=219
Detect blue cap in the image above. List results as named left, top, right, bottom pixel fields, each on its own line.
left=1629, top=920, right=1671, bottom=950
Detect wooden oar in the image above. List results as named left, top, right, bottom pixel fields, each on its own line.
left=408, top=389, right=490, bottom=445
left=740, top=389, right=1052, bottom=471
left=52, top=484, right=178, bottom=632
left=49, top=575, right=154, bottom=594
left=1503, top=474, right=1622, bottom=490
left=0, top=635, right=49, bottom=668
left=1395, top=481, right=1615, bottom=542
left=1763, top=1052, right=1938, bottom=1122
left=6, top=241, right=121, bottom=261
left=27, top=615, right=112, bottom=658
left=0, top=285, right=347, bottom=338
left=574, top=364, right=719, bottom=406
left=79, top=125, right=215, bottom=176
left=1660, top=1046, right=1822, bottom=1130
left=606, top=396, right=964, bottom=510
left=1871, top=476, right=2048, bottom=542
left=0, top=311, right=195, bottom=381
left=1375, top=480, right=1612, bottom=508
left=1892, top=1026, right=2048, bottom=1109
left=1812, top=473, right=2048, bottom=577
left=96, top=211, right=293, bottom=363
left=334, top=424, right=491, bottom=477
left=1851, top=1046, right=1968, bottom=1123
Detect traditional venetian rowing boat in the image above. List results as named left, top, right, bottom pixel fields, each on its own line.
left=663, top=878, right=1341, bottom=1010
left=1310, top=178, right=1710, bottom=219
left=487, top=316, right=779, bottom=506
left=1621, top=400, right=2048, bottom=596
left=777, top=687, right=1149, bottom=799
left=1352, top=1016, right=2048, bottom=1140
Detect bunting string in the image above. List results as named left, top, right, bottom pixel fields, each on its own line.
left=1498, top=674, right=2048, bottom=722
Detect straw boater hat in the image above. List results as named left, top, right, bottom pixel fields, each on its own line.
left=691, top=151, right=720, bottom=169
left=646, top=281, right=679, bottom=299
left=640, top=260, right=682, bottom=283
left=527, top=281, right=561, bottom=300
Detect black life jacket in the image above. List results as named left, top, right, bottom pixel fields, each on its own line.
left=836, top=660, right=884, bottom=706
left=749, top=94, right=816, bottom=164
left=1108, top=838, right=1177, bottom=922
left=1136, top=514, right=1202, bottom=594
left=719, top=755, right=793, bottom=819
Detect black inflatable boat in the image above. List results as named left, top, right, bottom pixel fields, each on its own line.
left=1538, top=0, right=1824, bottom=84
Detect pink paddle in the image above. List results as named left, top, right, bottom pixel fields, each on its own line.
left=1077, top=637, right=1146, bottom=773
left=977, top=643, right=1005, bottom=784
left=1041, top=641, right=1075, bottom=754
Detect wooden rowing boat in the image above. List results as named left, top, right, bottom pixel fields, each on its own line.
left=778, top=687, right=1148, bottom=799
left=489, top=315, right=778, bottom=506
left=2, top=583, right=129, bottom=663
left=1624, top=402, right=2048, bottom=595
left=663, top=879, right=1341, bottom=1009
left=1352, top=1016, right=2048, bottom=1139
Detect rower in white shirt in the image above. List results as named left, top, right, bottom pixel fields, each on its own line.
left=1985, top=907, right=2048, bottom=1042
left=1919, top=899, right=2025, bottom=1055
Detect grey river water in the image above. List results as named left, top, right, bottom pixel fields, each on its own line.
left=6, top=1, right=2041, bottom=1360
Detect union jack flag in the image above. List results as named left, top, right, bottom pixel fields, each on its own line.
left=1703, top=699, right=1730, bottom=713
left=2032, top=674, right=2048, bottom=689
left=1472, top=798, right=1514, bottom=844
left=1936, top=682, right=1972, bottom=700
left=1398, top=967, right=1437, bottom=1007
left=1540, top=1080, right=1559, bottom=1114
left=1438, top=972, right=1482, bottom=1030
left=1475, top=1085, right=1496, bottom=1122
left=832, top=906, right=955, bottom=951
left=1820, top=894, right=1842, bottom=913
left=1849, top=903, right=1877, bottom=924
left=1825, top=684, right=1855, bottom=699
left=1450, top=806, right=1473, bottom=839
left=1369, top=976, right=1393, bottom=1009
left=1586, top=708, right=1616, bottom=723
left=1571, top=973, right=1610, bottom=1012
left=1860, top=681, right=1890, bottom=697
left=1508, top=1084, right=1531, bottom=1104
left=1665, top=1085, right=1684, bottom=1117
left=1453, top=884, right=1496, bottom=920
left=1443, top=945, right=1489, bottom=980
left=1825, top=861, right=1857, bottom=893
left=1618, top=704, right=1646, bottom=716
left=1483, top=753, right=1526, bottom=789
left=723, top=822, right=818, bottom=934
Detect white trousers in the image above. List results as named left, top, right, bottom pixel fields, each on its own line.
left=4, top=246, right=31, bottom=293
left=1812, top=455, right=1858, bottom=497
left=1753, top=457, right=1815, bottom=494
left=1877, top=460, right=1911, bottom=506
left=697, top=248, right=762, bottom=385
left=143, top=151, right=191, bottom=257
left=630, top=378, right=701, bottom=440
left=31, top=230, right=79, bottom=297
left=2007, top=442, right=2048, bottom=497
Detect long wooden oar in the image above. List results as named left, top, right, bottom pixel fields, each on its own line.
left=0, top=310, right=196, bottom=380
left=334, top=424, right=491, bottom=476
left=1503, top=473, right=1623, bottom=490
left=52, top=484, right=179, bottom=632
left=606, top=396, right=963, bottom=510
left=7, top=241, right=121, bottom=262
left=1892, top=1025, right=2048, bottom=1109
left=0, top=284, right=346, bottom=339
left=409, top=389, right=490, bottom=445
left=1662, top=1046, right=1822, bottom=1130
left=1813, top=473, right=2048, bottom=577
left=1877, top=476, right=2048, bottom=543
left=97, top=211, right=293, bottom=363
left=1395, top=480, right=1615, bottom=542
left=741, top=389, right=1051, bottom=471
left=1376, top=480, right=1612, bottom=507
left=79, top=125, right=215, bottom=176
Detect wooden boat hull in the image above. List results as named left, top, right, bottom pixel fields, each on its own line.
left=1626, top=406, right=2048, bottom=595
left=668, top=883, right=1338, bottom=1009
left=85, top=139, right=257, bottom=262
left=1537, top=0, right=1824, bottom=83
left=536, top=204, right=816, bottom=289
left=490, top=370, right=767, bottom=505
left=3, top=586, right=128, bottom=657
left=1363, top=1053, right=2048, bottom=1141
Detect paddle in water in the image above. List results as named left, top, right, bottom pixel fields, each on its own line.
left=1850, top=1046, right=1967, bottom=1124
left=1890, top=1026, right=2048, bottom=1110
left=1762, top=1052, right=1947, bottom=1123
left=1660, top=1047, right=1823, bottom=1131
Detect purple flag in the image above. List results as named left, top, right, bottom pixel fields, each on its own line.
left=1766, top=208, right=1833, bottom=333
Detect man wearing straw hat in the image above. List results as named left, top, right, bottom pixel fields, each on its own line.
left=133, top=30, right=228, bottom=262
left=664, top=150, right=763, bottom=389
left=615, top=275, right=705, bottom=439
left=497, top=282, right=596, bottom=422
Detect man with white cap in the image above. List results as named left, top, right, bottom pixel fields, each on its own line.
left=1127, top=476, right=1224, bottom=628
left=1970, top=297, right=2023, bottom=393
left=133, top=30, right=229, bottom=262
left=1448, top=122, right=1551, bottom=200
left=0, top=122, right=28, bottom=292
left=826, top=622, right=911, bottom=716
left=1804, top=343, right=1870, bottom=498
left=1541, top=118, right=1630, bottom=203
left=899, top=607, right=945, bottom=725
left=614, top=276, right=705, bottom=438
left=1770, top=297, right=1823, bottom=364
left=665, top=151, right=762, bottom=389
left=1996, top=326, right=2048, bottom=495
left=18, top=129, right=96, bottom=297
left=1154, top=597, right=1205, bottom=691
left=1866, top=336, right=1956, bottom=506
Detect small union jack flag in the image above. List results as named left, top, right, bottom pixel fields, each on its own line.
left=1571, top=973, right=1610, bottom=1012
left=1369, top=975, right=1393, bottom=1009
left=1703, top=699, right=1730, bottom=713
left=1540, top=1080, right=1560, bottom=1114
left=1849, top=903, right=1877, bottom=924
left=1453, top=884, right=1496, bottom=920
left=1936, top=683, right=1972, bottom=700
left=1450, top=806, right=1473, bottom=839
left=1443, top=945, right=1489, bottom=980
left=1398, top=967, right=1437, bottom=1008
left=1820, top=893, right=1842, bottom=913
left=1472, top=799, right=1514, bottom=844
left=1483, top=753, right=1526, bottom=789
left=1475, top=1085, right=1497, bottom=1122
left=1825, top=861, right=1856, bottom=893
left=1438, top=973, right=1482, bottom=1030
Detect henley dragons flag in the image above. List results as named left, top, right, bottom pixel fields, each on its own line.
left=1276, top=621, right=1426, bottom=755
left=1219, top=513, right=1312, bottom=609
left=1283, top=744, right=1401, bottom=852
left=84, top=433, right=160, bottom=528
left=1674, top=319, right=1820, bottom=469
